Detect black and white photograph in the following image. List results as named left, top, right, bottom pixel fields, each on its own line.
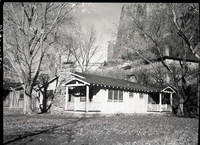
left=3, top=2, right=199, bottom=145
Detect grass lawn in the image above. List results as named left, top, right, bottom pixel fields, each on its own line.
left=3, top=109, right=199, bottom=145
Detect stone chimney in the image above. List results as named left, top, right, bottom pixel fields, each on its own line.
left=107, top=40, right=116, bottom=61
left=164, top=45, right=169, bottom=56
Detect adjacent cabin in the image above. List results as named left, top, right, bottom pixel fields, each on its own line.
left=65, top=72, right=175, bottom=113
left=36, top=75, right=59, bottom=109
left=3, top=82, right=24, bottom=109
left=3, top=75, right=59, bottom=111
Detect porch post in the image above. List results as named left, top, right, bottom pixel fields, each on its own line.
left=65, top=86, right=68, bottom=110
left=86, top=85, right=89, bottom=112
left=159, top=93, right=162, bottom=112
left=74, top=96, right=76, bottom=111
left=170, top=93, right=173, bottom=112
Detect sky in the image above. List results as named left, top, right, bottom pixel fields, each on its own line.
left=74, top=3, right=129, bottom=63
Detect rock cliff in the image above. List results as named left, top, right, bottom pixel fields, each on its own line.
left=114, top=3, right=170, bottom=60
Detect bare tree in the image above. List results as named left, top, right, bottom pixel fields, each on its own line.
left=3, top=2, right=78, bottom=114
left=70, top=23, right=103, bottom=73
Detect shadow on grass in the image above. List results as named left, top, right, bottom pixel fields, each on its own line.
left=3, top=116, right=94, bottom=145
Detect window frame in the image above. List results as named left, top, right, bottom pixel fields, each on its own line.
left=113, top=90, right=118, bottom=101
left=108, top=89, right=123, bottom=102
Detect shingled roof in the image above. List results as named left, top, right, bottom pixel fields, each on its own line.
left=3, top=80, right=23, bottom=91
left=67, top=72, right=175, bottom=93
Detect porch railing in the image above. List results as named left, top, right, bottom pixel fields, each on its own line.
left=67, top=102, right=74, bottom=111
left=147, top=104, right=172, bottom=112
left=67, top=102, right=101, bottom=112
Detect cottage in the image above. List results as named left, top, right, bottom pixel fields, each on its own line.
left=65, top=72, right=175, bottom=114
left=3, top=75, right=59, bottom=111
left=3, top=82, right=24, bottom=109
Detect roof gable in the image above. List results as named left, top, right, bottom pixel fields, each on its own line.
left=161, top=86, right=176, bottom=93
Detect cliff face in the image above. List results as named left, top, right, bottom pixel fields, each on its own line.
left=113, top=3, right=199, bottom=62
left=114, top=3, right=170, bottom=60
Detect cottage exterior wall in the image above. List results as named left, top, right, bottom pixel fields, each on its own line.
left=48, top=80, right=58, bottom=90
left=99, top=89, right=150, bottom=114
left=123, top=91, right=129, bottom=113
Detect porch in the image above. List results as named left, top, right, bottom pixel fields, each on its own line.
left=65, top=78, right=101, bottom=112
left=147, top=104, right=172, bottom=112
left=147, top=87, right=175, bottom=112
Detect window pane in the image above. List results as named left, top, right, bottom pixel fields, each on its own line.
left=20, top=93, right=24, bottom=99
left=80, top=96, right=86, bottom=102
left=129, top=92, right=133, bottom=98
left=47, top=90, right=54, bottom=100
left=119, top=91, right=123, bottom=100
left=108, top=90, right=113, bottom=100
left=114, top=90, right=118, bottom=100
left=139, top=93, right=143, bottom=99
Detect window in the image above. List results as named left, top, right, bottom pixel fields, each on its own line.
left=119, top=91, right=123, bottom=100
left=129, top=92, right=133, bottom=98
left=139, top=93, right=143, bottom=99
left=19, top=92, right=24, bottom=99
left=108, top=89, right=123, bottom=101
left=80, top=89, right=86, bottom=102
left=80, top=96, right=86, bottom=102
left=47, top=90, right=54, bottom=100
left=108, top=90, right=113, bottom=100
left=114, top=90, right=118, bottom=100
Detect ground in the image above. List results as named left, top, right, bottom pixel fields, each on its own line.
left=3, top=108, right=199, bottom=145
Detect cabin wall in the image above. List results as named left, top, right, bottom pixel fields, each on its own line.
left=48, top=80, right=58, bottom=90
left=91, top=87, right=101, bottom=102
left=8, top=90, right=24, bottom=109
left=100, top=88, right=108, bottom=113
left=37, top=80, right=58, bottom=109
left=100, top=89, right=148, bottom=114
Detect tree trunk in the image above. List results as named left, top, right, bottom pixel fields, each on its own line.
left=23, top=84, right=35, bottom=114
left=41, top=91, right=47, bottom=113
left=23, top=92, right=32, bottom=114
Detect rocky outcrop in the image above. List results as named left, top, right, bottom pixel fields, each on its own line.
left=114, top=3, right=170, bottom=60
